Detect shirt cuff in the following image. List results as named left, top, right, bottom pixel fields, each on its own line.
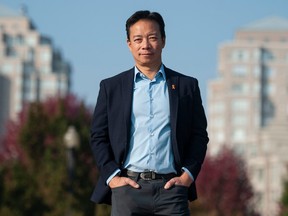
left=106, top=169, right=121, bottom=185
left=181, top=167, right=194, bottom=181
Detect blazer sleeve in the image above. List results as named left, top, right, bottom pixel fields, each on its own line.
left=90, top=80, right=119, bottom=182
left=183, top=79, right=209, bottom=180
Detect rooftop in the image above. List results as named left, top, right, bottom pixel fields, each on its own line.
left=239, top=16, right=288, bottom=31
left=0, top=4, right=23, bottom=17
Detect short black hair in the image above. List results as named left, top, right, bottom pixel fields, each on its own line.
left=126, top=10, right=166, bottom=40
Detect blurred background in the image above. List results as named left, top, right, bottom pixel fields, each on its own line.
left=1, top=0, right=288, bottom=215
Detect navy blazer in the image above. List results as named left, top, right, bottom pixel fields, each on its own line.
left=90, top=66, right=209, bottom=204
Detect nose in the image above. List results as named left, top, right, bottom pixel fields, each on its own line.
left=142, top=38, right=151, bottom=49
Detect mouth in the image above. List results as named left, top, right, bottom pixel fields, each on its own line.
left=140, top=53, right=153, bottom=56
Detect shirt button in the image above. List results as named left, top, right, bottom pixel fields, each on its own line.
left=150, top=132, right=154, bottom=136
left=150, top=114, right=154, bottom=118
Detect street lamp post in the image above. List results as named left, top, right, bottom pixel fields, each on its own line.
left=63, top=125, right=80, bottom=193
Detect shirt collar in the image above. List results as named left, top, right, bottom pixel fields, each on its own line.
left=134, top=64, right=166, bottom=82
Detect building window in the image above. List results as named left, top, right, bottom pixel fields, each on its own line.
left=231, top=99, right=249, bottom=111
left=42, top=80, right=56, bottom=89
left=232, top=128, right=246, bottom=142
left=253, top=49, right=261, bottom=61
left=263, top=99, right=274, bottom=114
left=263, top=84, right=275, bottom=95
left=3, top=34, right=23, bottom=46
left=232, top=49, right=249, bottom=62
left=231, top=84, right=243, bottom=93
left=231, top=83, right=249, bottom=94
left=232, top=115, right=247, bottom=126
left=23, top=77, right=31, bottom=100
left=58, top=81, right=67, bottom=92
left=261, top=99, right=274, bottom=126
left=232, top=65, right=248, bottom=77
left=1, top=64, right=13, bottom=74
left=3, top=34, right=13, bottom=46
left=15, top=102, right=23, bottom=113
left=27, top=49, right=35, bottom=62
left=15, top=35, right=24, bottom=45
left=23, top=77, right=30, bottom=89
left=40, top=66, right=50, bottom=74
left=26, top=36, right=37, bottom=47
left=261, top=49, right=274, bottom=62
left=41, top=51, right=51, bottom=63
left=5, top=47, right=17, bottom=57
left=216, top=132, right=225, bottom=143
left=210, top=101, right=225, bottom=113
left=23, top=63, right=34, bottom=74
left=263, top=67, right=275, bottom=78
left=253, top=66, right=260, bottom=77
left=212, top=117, right=224, bottom=128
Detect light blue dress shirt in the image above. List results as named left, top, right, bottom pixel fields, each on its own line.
left=123, top=65, right=176, bottom=174
left=106, top=65, right=193, bottom=184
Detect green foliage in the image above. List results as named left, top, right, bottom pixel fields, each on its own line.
left=95, top=204, right=111, bottom=216
left=280, top=180, right=288, bottom=216
left=0, top=95, right=97, bottom=216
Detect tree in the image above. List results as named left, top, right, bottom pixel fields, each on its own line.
left=0, top=95, right=98, bottom=216
left=191, top=147, right=257, bottom=216
left=280, top=179, right=288, bottom=216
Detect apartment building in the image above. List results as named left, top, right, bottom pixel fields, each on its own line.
left=208, top=17, right=288, bottom=215
left=0, top=5, right=70, bottom=137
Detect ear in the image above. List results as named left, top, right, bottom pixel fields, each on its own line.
left=127, top=38, right=132, bottom=51
left=162, top=37, right=166, bottom=48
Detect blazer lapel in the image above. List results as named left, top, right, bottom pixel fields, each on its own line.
left=165, top=67, right=179, bottom=136
left=121, top=68, right=134, bottom=144
left=165, top=67, right=181, bottom=166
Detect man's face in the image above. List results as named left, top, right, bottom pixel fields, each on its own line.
left=127, top=19, right=165, bottom=69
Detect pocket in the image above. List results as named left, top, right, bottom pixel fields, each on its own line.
left=175, top=184, right=189, bottom=189
left=173, top=184, right=189, bottom=193
left=160, top=184, right=189, bottom=204
left=161, top=184, right=189, bottom=192
left=111, top=184, right=129, bottom=191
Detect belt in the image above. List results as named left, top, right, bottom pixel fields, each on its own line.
left=123, top=169, right=176, bottom=181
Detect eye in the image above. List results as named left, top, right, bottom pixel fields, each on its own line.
left=149, top=36, right=158, bottom=41
left=134, top=38, right=142, bottom=43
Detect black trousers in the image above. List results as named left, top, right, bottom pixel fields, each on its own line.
left=111, top=175, right=190, bottom=216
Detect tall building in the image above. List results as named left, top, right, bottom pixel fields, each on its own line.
left=208, top=17, right=288, bottom=216
left=0, top=5, right=71, bottom=137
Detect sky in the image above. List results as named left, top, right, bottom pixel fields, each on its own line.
left=1, top=0, right=288, bottom=108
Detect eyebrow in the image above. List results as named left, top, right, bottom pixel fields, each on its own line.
left=132, top=35, right=143, bottom=38
left=132, top=32, right=158, bottom=38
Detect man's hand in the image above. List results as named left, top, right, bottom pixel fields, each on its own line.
left=164, top=172, right=193, bottom=189
left=108, top=176, right=140, bottom=189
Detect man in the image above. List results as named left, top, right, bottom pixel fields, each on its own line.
left=90, top=10, right=209, bottom=215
